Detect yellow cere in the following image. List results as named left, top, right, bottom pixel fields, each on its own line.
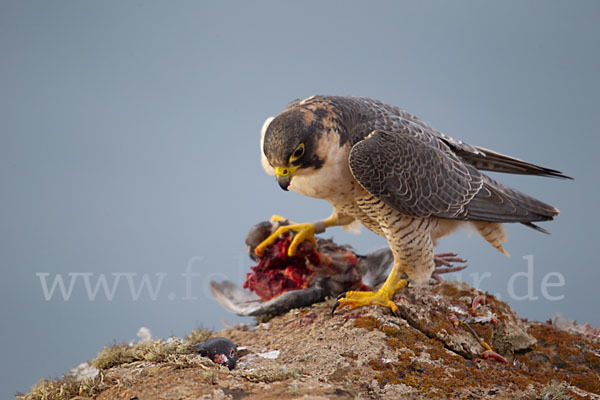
left=275, top=165, right=300, bottom=177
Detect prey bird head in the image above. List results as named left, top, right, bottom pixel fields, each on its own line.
left=262, top=108, right=325, bottom=190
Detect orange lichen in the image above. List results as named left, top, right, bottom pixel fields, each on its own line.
left=517, top=323, right=600, bottom=395
left=354, top=314, right=599, bottom=397
left=353, top=316, right=379, bottom=332
left=470, top=323, right=494, bottom=345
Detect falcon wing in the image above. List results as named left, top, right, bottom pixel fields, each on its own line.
left=348, top=128, right=559, bottom=223
left=451, top=145, right=572, bottom=179
left=343, top=96, right=571, bottom=180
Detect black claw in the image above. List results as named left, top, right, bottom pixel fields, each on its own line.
left=336, top=292, right=347, bottom=300
left=331, top=301, right=340, bottom=316
left=392, top=306, right=401, bottom=318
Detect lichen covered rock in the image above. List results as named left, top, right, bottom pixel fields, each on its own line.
left=18, top=282, right=600, bottom=400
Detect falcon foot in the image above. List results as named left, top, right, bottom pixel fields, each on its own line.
left=434, top=252, right=467, bottom=268
left=432, top=252, right=468, bottom=283
left=254, top=215, right=323, bottom=257
left=332, top=279, right=408, bottom=317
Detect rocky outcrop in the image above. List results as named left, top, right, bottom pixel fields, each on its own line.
left=18, top=281, right=600, bottom=400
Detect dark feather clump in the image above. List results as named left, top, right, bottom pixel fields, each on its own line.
left=193, top=337, right=238, bottom=370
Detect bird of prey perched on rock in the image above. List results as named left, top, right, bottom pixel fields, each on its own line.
left=256, top=95, right=571, bottom=316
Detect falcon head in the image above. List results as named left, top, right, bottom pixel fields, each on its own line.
left=261, top=109, right=325, bottom=191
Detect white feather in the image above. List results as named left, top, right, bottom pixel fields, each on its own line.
left=299, top=95, right=316, bottom=105
left=343, top=220, right=362, bottom=234
left=260, top=116, right=275, bottom=176
left=289, top=131, right=354, bottom=200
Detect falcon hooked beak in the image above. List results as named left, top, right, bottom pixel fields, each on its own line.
left=274, top=166, right=298, bottom=191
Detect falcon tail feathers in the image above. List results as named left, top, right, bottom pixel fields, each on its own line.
left=465, top=176, right=560, bottom=225
left=521, top=222, right=551, bottom=234
left=455, top=146, right=573, bottom=180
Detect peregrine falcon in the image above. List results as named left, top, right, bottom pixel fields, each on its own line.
left=256, top=95, right=570, bottom=315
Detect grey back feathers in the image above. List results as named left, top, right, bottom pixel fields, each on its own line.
left=267, top=95, right=570, bottom=229
left=349, top=129, right=483, bottom=220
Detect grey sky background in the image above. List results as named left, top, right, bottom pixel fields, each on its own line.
left=1, top=1, right=598, bottom=397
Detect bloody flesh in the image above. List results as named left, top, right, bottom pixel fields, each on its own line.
left=243, top=233, right=321, bottom=301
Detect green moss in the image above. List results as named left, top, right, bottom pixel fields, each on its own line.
left=538, top=381, right=573, bottom=400
left=20, top=328, right=220, bottom=399
left=238, top=366, right=302, bottom=383
left=92, top=341, right=140, bottom=369
left=287, top=383, right=302, bottom=395
left=15, top=373, right=104, bottom=400
left=203, top=370, right=218, bottom=385
left=185, top=328, right=214, bottom=344
left=254, top=313, right=276, bottom=324
left=92, top=333, right=213, bottom=370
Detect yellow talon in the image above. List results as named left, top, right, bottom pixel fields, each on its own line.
left=287, top=223, right=317, bottom=255
left=255, top=215, right=339, bottom=257
left=254, top=222, right=318, bottom=257
left=269, top=214, right=289, bottom=223
left=392, top=279, right=408, bottom=292
left=334, top=279, right=408, bottom=315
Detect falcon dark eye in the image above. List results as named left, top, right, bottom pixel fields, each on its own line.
left=290, top=143, right=305, bottom=161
